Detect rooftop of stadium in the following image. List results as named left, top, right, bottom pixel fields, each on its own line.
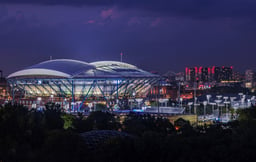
left=8, top=59, right=158, bottom=79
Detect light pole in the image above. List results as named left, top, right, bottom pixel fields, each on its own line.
left=203, top=101, right=207, bottom=119
left=194, top=101, right=200, bottom=125
left=251, top=96, right=255, bottom=106
left=215, top=99, right=222, bottom=119
left=241, top=95, right=245, bottom=108
left=188, top=102, right=193, bottom=115
left=88, top=102, right=93, bottom=112
left=94, top=101, right=96, bottom=112
left=50, top=94, right=54, bottom=103
left=37, top=97, right=42, bottom=109
left=132, top=90, right=136, bottom=110
left=230, top=97, right=236, bottom=108
left=238, top=93, right=243, bottom=100
left=64, top=98, right=67, bottom=111
left=223, top=96, right=229, bottom=119
left=209, top=102, right=216, bottom=115
left=136, top=98, right=143, bottom=109
left=194, top=97, right=200, bottom=115
left=216, top=95, right=222, bottom=100
left=224, top=101, right=230, bottom=119
left=206, top=95, right=212, bottom=104
left=247, top=99, right=251, bottom=108
left=194, top=81, right=197, bottom=104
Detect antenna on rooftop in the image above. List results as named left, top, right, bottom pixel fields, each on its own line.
left=120, top=52, right=123, bottom=62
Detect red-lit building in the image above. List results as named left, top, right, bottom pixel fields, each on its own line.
left=185, top=66, right=233, bottom=83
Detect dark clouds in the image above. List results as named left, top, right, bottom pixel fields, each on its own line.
left=0, top=2, right=256, bottom=76
left=1, top=0, right=256, bottom=19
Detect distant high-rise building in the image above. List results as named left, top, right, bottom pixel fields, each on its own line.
left=245, top=69, right=254, bottom=88
left=185, top=67, right=198, bottom=82
left=245, top=69, right=254, bottom=82
left=200, top=67, right=209, bottom=82
left=233, top=71, right=242, bottom=81
left=222, top=66, right=233, bottom=81
left=212, top=66, right=221, bottom=81
left=185, top=66, right=233, bottom=82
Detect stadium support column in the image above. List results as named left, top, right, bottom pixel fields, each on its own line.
left=71, top=80, right=74, bottom=111
left=116, top=79, right=119, bottom=104
left=79, top=81, right=95, bottom=110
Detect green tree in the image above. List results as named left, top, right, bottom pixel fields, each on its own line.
left=38, top=130, right=90, bottom=162
left=86, top=111, right=121, bottom=130
left=42, top=103, right=64, bottom=130
left=123, top=113, right=175, bottom=136
left=61, top=113, right=75, bottom=129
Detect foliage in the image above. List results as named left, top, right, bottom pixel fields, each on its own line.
left=150, top=101, right=158, bottom=107
left=61, top=113, right=75, bottom=129
left=86, top=111, right=121, bottom=130
left=122, top=113, right=175, bottom=136
left=1, top=104, right=256, bottom=161
left=42, top=103, right=64, bottom=130
left=38, top=130, right=90, bottom=162
left=237, top=106, right=256, bottom=121
left=72, top=113, right=92, bottom=133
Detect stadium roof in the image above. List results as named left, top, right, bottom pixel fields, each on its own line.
left=8, top=59, right=158, bottom=79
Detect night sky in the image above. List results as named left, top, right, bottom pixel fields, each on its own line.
left=0, top=0, right=256, bottom=76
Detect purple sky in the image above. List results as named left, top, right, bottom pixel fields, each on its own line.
left=0, top=0, right=256, bottom=76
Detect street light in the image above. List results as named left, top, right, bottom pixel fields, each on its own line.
left=180, top=97, right=183, bottom=108
left=193, top=97, right=199, bottom=114
left=215, top=99, right=222, bottom=118
left=64, top=98, right=67, bottom=111
left=188, top=102, right=193, bottom=115
left=209, top=102, right=216, bottom=114
left=238, top=93, right=243, bottom=99
left=223, top=100, right=230, bottom=119
left=241, top=95, right=246, bottom=108
left=203, top=101, right=207, bottom=118
left=206, top=95, right=212, bottom=104
left=136, top=98, right=143, bottom=109
left=247, top=99, right=251, bottom=108
left=50, top=94, right=54, bottom=102
left=37, top=97, right=42, bottom=109
left=216, top=95, right=222, bottom=100
left=223, top=96, right=229, bottom=116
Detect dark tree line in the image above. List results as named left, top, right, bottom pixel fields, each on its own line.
left=0, top=103, right=256, bottom=161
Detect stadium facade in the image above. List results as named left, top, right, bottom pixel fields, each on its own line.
left=7, top=59, right=160, bottom=110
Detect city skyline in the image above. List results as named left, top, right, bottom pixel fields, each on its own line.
left=1, top=0, right=256, bottom=75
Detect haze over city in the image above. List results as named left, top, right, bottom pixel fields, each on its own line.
left=1, top=0, right=256, bottom=75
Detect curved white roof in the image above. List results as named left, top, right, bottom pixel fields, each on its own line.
left=7, top=68, right=70, bottom=78
left=90, top=61, right=155, bottom=77
left=91, top=61, right=137, bottom=69
left=8, top=59, right=158, bottom=79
